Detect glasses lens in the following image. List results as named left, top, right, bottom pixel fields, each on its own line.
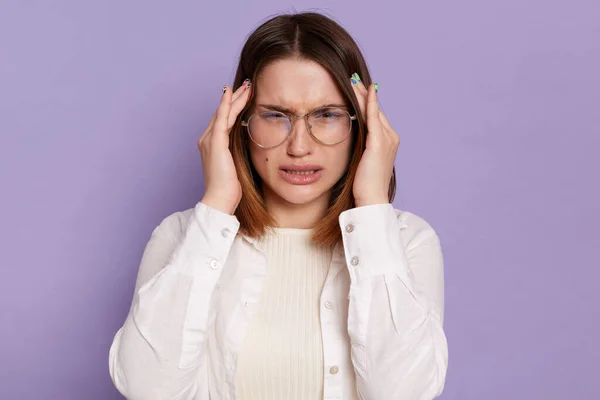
left=248, top=112, right=290, bottom=147
left=308, top=107, right=352, bottom=144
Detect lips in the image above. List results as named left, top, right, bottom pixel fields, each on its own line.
left=279, top=164, right=323, bottom=172
left=278, top=165, right=324, bottom=185
left=283, top=169, right=318, bottom=175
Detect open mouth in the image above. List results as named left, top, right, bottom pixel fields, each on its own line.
left=282, top=169, right=319, bottom=175
left=278, top=166, right=324, bottom=185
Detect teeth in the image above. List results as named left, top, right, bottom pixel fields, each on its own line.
left=286, top=170, right=316, bottom=175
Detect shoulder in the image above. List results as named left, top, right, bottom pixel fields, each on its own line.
left=151, top=207, right=195, bottom=240
left=393, top=208, right=441, bottom=248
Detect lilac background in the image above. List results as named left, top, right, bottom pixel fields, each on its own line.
left=1, top=0, right=599, bottom=399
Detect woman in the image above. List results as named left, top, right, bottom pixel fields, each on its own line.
left=109, top=11, right=448, bottom=400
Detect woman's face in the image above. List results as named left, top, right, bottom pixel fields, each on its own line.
left=248, top=58, right=353, bottom=211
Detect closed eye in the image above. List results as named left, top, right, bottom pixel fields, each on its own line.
left=312, top=109, right=345, bottom=119
left=261, top=112, right=286, bottom=119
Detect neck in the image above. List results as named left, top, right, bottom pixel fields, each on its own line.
left=263, top=189, right=331, bottom=229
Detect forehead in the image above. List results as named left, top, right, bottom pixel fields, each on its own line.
left=254, top=58, right=346, bottom=111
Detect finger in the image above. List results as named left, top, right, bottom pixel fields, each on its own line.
left=366, top=83, right=384, bottom=137
left=367, top=81, right=390, bottom=132
left=378, top=108, right=393, bottom=131
left=202, top=112, right=217, bottom=137
left=378, top=109, right=400, bottom=145
left=350, top=73, right=367, bottom=118
left=215, top=85, right=233, bottom=134
left=198, top=110, right=217, bottom=151
left=351, top=72, right=369, bottom=96
left=231, top=79, right=251, bottom=103
left=202, top=104, right=219, bottom=135
left=228, top=84, right=252, bottom=129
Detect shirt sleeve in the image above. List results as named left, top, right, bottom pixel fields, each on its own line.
left=339, top=203, right=448, bottom=400
left=108, top=201, right=240, bottom=400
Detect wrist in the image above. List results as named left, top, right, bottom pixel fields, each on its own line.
left=354, top=196, right=389, bottom=208
left=200, top=195, right=237, bottom=215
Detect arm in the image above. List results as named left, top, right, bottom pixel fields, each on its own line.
left=108, top=201, right=240, bottom=400
left=339, top=203, right=448, bottom=400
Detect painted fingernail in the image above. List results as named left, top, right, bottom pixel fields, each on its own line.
left=244, top=79, right=252, bottom=89
left=374, top=82, right=379, bottom=93
left=353, top=73, right=362, bottom=82
left=351, top=78, right=358, bottom=86
left=222, top=85, right=227, bottom=93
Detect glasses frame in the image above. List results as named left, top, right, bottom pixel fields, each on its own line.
left=241, top=107, right=357, bottom=149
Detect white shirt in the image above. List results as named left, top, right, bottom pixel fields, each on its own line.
left=235, top=228, right=332, bottom=399
left=109, top=201, right=448, bottom=400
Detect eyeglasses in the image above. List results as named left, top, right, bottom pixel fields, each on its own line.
left=241, top=107, right=357, bottom=149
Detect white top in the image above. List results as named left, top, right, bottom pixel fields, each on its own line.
left=109, top=202, right=448, bottom=400
left=235, top=227, right=332, bottom=399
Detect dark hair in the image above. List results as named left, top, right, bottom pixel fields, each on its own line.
left=230, top=12, right=396, bottom=247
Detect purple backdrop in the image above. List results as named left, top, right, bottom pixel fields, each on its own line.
left=1, top=1, right=599, bottom=399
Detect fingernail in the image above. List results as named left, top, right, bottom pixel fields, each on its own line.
left=353, top=73, right=362, bottom=82
left=374, top=83, right=379, bottom=93
left=222, top=85, right=227, bottom=93
left=244, top=79, right=252, bottom=89
left=350, top=78, right=358, bottom=86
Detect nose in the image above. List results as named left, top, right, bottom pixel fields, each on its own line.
left=286, top=117, right=314, bottom=157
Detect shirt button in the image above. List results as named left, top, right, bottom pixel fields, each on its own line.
left=324, top=301, right=333, bottom=309
left=221, top=228, right=231, bottom=238
left=350, top=256, right=360, bottom=266
left=345, top=223, right=354, bottom=233
left=329, top=366, right=339, bottom=375
left=209, top=259, right=219, bottom=269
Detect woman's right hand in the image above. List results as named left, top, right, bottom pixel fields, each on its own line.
left=199, top=80, right=252, bottom=215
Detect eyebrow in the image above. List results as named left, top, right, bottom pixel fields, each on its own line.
left=256, top=103, right=349, bottom=113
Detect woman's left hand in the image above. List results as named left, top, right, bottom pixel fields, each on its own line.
left=350, top=74, right=400, bottom=207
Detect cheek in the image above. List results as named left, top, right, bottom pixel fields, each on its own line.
left=325, top=143, right=353, bottom=177
left=338, top=141, right=353, bottom=167
left=249, top=147, right=273, bottom=178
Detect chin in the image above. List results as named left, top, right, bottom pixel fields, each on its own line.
left=270, top=183, right=330, bottom=206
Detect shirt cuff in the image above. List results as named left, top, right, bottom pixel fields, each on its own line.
left=338, top=203, right=407, bottom=281
left=169, top=201, right=240, bottom=275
